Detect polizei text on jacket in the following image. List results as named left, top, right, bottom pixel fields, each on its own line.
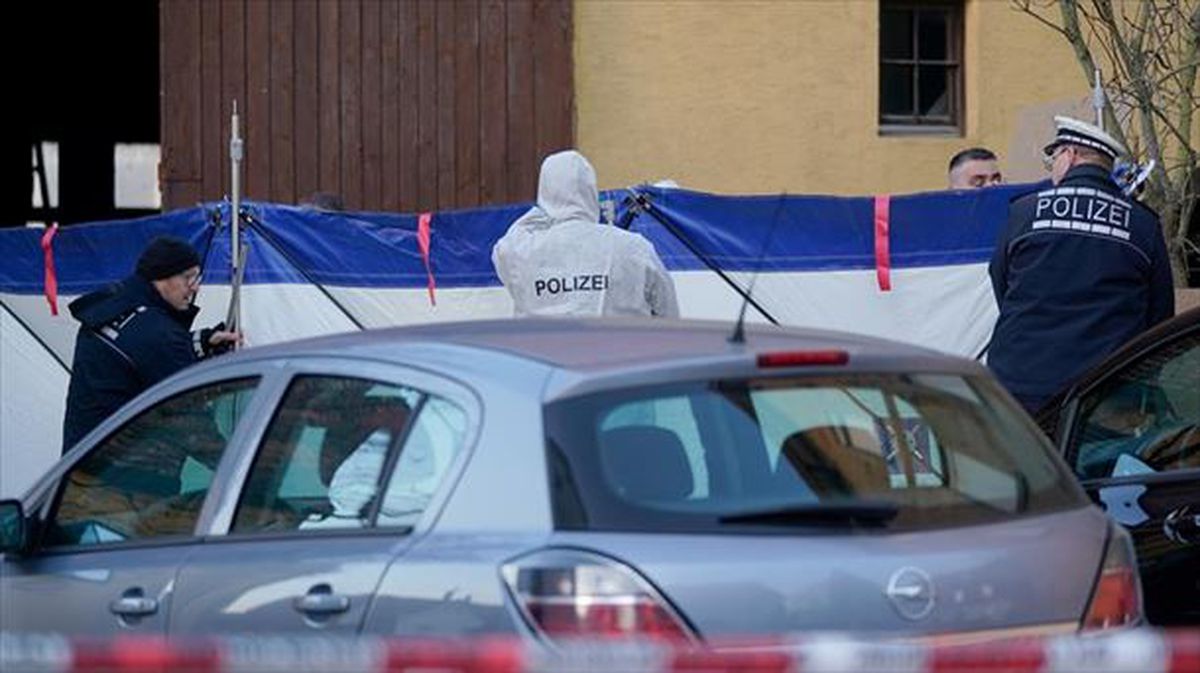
left=533, top=274, right=611, bottom=296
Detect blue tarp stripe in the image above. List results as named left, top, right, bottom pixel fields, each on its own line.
left=626, top=184, right=1031, bottom=272
left=0, top=185, right=1034, bottom=295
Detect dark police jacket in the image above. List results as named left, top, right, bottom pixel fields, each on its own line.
left=988, top=164, right=1175, bottom=402
left=62, top=275, right=204, bottom=452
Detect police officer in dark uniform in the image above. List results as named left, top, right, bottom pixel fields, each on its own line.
left=988, top=116, right=1175, bottom=413
left=62, top=236, right=241, bottom=452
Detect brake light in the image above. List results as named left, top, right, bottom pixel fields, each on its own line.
left=501, top=549, right=695, bottom=643
left=757, top=350, right=849, bottom=368
left=1082, top=524, right=1143, bottom=630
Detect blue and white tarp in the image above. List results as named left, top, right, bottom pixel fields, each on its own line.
left=0, top=184, right=1032, bottom=496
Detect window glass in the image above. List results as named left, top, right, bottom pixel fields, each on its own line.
left=376, top=397, right=469, bottom=527
left=602, top=395, right=709, bottom=498
left=233, top=377, right=418, bottom=533
left=880, top=9, right=913, bottom=59
left=545, top=374, right=1081, bottom=533
left=880, top=64, right=915, bottom=116
left=917, top=65, right=952, bottom=117
left=47, top=378, right=258, bottom=547
left=917, top=9, right=948, bottom=60
left=879, top=1, right=961, bottom=128
left=1071, top=335, right=1200, bottom=480
left=232, top=376, right=467, bottom=533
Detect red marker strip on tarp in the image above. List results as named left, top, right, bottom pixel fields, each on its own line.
left=41, top=223, right=60, bottom=315
left=873, top=195, right=892, bottom=292
left=417, top=212, right=437, bottom=306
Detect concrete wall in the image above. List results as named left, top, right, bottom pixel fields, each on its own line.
left=575, top=0, right=1093, bottom=196
left=1178, top=289, right=1200, bottom=314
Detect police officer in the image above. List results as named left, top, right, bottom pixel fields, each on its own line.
left=62, top=236, right=241, bottom=452
left=988, top=116, right=1174, bottom=413
left=492, top=150, right=679, bottom=318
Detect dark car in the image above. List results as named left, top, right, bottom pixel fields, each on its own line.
left=1036, top=306, right=1200, bottom=625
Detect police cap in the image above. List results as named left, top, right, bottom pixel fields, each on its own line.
left=1043, top=116, right=1127, bottom=159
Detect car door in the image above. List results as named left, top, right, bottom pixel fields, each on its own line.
left=168, top=360, right=473, bottom=634
left=0, top=376, right=260, bottom=635
left=1056, top=328, right=1200, bottom=625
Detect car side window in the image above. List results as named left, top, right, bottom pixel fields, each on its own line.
left=45, top=378, right=259, bottom=548
left=1070, top=333, right=1200, bottom=480
left=375, top=397, right=468, bottom=528
left=232, top=375, right=466, bottom=533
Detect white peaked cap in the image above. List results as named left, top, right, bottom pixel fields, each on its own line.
left=1044, top=115, right=1128, bottom=159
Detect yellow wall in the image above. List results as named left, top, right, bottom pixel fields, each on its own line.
left=575, top=0, right=1094, bottom=196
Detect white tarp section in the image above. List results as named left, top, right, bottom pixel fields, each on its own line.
left=1, top=305, right=70, bottom=497
left=724, top=265, right=998, bottom=357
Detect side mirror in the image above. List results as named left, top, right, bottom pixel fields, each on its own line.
left=0, top=499, right=28, bottom=555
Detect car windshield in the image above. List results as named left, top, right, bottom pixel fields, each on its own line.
left=544, top=373, right=1083, bottom=533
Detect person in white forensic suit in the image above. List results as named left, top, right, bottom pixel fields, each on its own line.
left=300, top=395, right=465, bottom=531
left=492, top=150, right=680, bottom=318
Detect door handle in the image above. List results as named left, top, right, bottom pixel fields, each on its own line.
left=109, top=595, right=159, bottom=617
left=1163, top=505, right=1199, bottom=545
left=293, top=585, right=351, bottom=615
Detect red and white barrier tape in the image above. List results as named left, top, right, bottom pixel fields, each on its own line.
left=2, top=630, right=1199, bottom=673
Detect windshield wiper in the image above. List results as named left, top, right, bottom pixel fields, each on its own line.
left=718, top=500, right=900, bottom=528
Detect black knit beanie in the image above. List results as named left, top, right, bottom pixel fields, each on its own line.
left=135, top=236, right=201, bottom=281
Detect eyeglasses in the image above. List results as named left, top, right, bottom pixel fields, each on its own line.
left=1042, top=145, right=1069, bottom=171
left=180, top=270, right=203, bottom=287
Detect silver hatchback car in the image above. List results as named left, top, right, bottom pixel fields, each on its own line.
left=0, top=319, right=1140, bottom=641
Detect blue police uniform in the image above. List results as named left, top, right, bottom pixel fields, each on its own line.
left=61, top=275, right=208, bottom=451
left=988, top=164, right=1174, bottom=412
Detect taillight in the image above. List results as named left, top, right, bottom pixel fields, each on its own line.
left=757, top=350, right=849, bottom=368
left=1082, top=524, right=1143, bottom=630
left=501, top=549, right=696, bottom=644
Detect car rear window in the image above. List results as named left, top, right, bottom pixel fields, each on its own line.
left=544, top=373, right=1084, bottom=533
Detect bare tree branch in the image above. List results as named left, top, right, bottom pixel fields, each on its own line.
left=1162, top=2, right=1199, bottom=204
left=1154, top=58, right=1200, bottom=92
left=1126, top=0, right=1152, bottom=55
left=1021, top=0, right=1200, bottom=282
left=1093, top=0, right=1173, bottom=197
left=1011, top=0, right=1070, bottom=38
left=1057, top=2, right=1118, bottom=129
left=1146, top=97, right=1195, bottom=151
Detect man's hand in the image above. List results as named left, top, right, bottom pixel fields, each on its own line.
left=200, top=322, right=243, bottom=356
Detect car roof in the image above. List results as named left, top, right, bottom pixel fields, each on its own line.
left=223, top=317, right=972, bottom=375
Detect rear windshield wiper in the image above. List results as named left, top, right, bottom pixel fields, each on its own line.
left=718, top=500, right=900, bottom=528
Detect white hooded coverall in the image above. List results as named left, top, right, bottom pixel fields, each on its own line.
left=491, top=151, right=680, bottom=318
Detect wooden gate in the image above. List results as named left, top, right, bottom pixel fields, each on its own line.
left=160, top=0, right=573, bottom=213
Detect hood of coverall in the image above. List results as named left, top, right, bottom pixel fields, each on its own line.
left=536, top=150, right=601, bottom=226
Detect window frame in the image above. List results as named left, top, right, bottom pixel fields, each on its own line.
left=229, top=374, right=428, bottom=534
left=878, top=0, right=965, bottom=135
left=208, top=357, right=482, bottom=539
left=37, top=376, right=262, bottom=553
left=1063, top=329, right=1200, bottom=484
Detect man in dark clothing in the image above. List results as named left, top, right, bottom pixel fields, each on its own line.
left=62, top=236, right=241, bottom=452
left=988, top=116, right=1175, bottom=413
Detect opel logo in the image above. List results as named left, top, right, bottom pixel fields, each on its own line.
left=885, top=566, right=935, bottom=620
